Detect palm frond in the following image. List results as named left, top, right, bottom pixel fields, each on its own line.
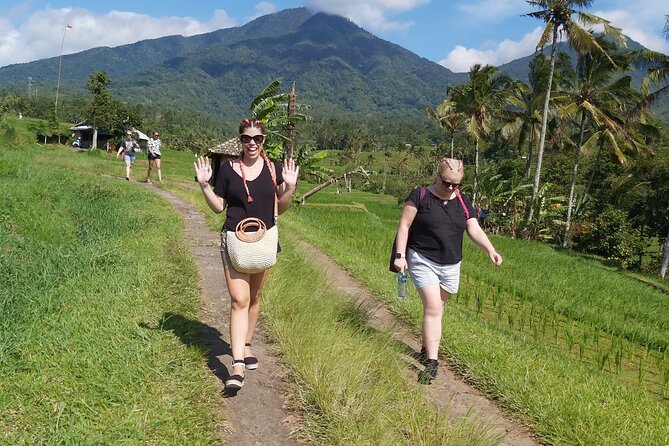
left=536, top=22, right=554, bottom=50
left=250, top=79, right=282, bottom=110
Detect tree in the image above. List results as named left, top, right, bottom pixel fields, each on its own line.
left=86, top=71, right=115, bottom=149
left=425, top=100, right=465, bottom=158
left=559, top=37, right=641, bottom=246
left=449, top=64, right=520, bottom=201
left=523, top=0, right=624, bottom=225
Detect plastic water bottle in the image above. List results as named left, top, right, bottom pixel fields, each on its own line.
left=397, top=271, right=407, bottom=300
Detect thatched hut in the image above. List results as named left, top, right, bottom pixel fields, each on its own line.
left=206, top=138, right=241, bottom=185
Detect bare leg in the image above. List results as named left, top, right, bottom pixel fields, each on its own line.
left=146, top=159, right=153, bottom=182
left=125, top=160, right=132, bottom=179
left=417, top=284, right=450, bottom=360
left=224, top=266, right=269, bottom=376
left=155, top=158, right=162, bottom=182
left=245, top=270, right=268, bottom=357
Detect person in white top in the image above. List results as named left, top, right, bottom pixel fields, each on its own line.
left=146, top=132, right=162, bottom=183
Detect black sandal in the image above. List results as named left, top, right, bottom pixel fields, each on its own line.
left=244, top=342, right=259, bottom=370
left=225, top=360, right=245, bottom=389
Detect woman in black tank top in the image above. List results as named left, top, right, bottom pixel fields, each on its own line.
left=194, top=118, right=300, bottom=391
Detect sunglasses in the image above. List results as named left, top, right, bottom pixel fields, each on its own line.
left=441, top=180, right=460, bottom=189
left=239, top=134, right=265, bottom=144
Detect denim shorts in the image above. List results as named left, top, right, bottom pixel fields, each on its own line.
left=124, top=154, right=136, bottom=163
left=407, top=249, right=461, bottom=294
left=219, top=231, right=232, bottom=269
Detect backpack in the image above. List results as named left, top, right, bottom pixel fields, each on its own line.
left=388, top=187, right=470, bottom=272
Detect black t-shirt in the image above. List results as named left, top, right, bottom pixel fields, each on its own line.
left=406, top=187, right=476, bottom=265
left=214, top=159, right=284, bottom=232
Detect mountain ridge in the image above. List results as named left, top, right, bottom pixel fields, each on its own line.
left=0, top=7, right=664, bottom=123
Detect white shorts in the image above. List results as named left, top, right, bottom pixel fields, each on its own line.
left=407, top=249, right=461, bottom=294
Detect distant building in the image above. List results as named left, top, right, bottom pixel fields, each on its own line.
left=206, top=138, right=242, bottom=185
left=69, top=122, right=114, bottom=149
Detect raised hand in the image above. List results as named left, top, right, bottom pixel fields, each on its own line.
left=282, top=157, right=300, bottom=189
left=194, top=156, right=213, bottom=185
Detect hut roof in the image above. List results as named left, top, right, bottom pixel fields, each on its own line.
left=207, top=138, right=241, bottom=157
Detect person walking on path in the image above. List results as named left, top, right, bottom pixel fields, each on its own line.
left=116, top=130, right=141, bottom=181
left=146, top=131, right=162, bottom=183
left=392, top=158, right=502, bottom=384
left=193, top=118, right=299, bottom=390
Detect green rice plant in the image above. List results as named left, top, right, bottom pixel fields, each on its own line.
left=507, top=311, right=515, bottom=329
left=565, top=323, right=575, bottom=353
left=614, top=345, right=624, bottom=374
left=598, top=350, right=610, bottom=372
left=267, top=186, right=669, bottom=445
left=461, top=289, right=472, bottom=309
left=476, top=291, right=485, bottom=315
left=495, top=295, right=505, bottom=325
left=579, top=331, right=590, bottom=361
left=593, top=326, right=601, bottom=349
left=517, top=304, right=525, bottom=333
left=552, top=314, right=560, bottom=344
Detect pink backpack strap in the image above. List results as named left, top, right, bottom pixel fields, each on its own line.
left=455, top=190, right=470, bottom=220
left=420, top=186, right=470, bottom=221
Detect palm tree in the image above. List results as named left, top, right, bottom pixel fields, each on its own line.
left=425, top=100, right=466, bottom=158
left=501, top=53, right=575, bottom=179
left=449, top=64, right=521, bottom=200
left=559, top=37, right=640, bottom=247
left=629, top=16, right=669, bottom=117
left=523, top=0, right=624, bottom=225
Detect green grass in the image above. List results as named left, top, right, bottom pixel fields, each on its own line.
left=5, top=116, right=669, bottom=445
left=260, top=238, right=500, bottom=446
left=0, top=140, right=224, bottom=443
left=280, top=196, right=669, bottom=445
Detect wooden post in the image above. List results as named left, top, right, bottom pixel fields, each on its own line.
left=284, top=81, right=297, bottom=160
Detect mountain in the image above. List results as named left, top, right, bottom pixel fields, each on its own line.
left=0, top=8, right=664, bottom=124
left=0, top=8, right=314, bottom=88
left=496, top=35, right=649, bottom=86
left=0, top=8, right=463, bottom=121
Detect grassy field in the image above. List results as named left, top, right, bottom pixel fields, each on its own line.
left=3, top=116, right=668, bottom=445
left=0, top=126, right=225, bottom=443
left=1, top=120, right=503, bottom=445
left=280, top=186, right=669, bottom=445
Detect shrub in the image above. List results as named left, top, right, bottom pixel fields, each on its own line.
left=573, top=206, right=645, bottom=268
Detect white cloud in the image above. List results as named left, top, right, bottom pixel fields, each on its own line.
left=0, top=7, right=236, bottom=68
left=596, top=9, right=669, bottom=54
left=246, top=2, right=279, bottom=22
left=439, top=27, right=543, bottom=72
left=456, top=0, right=527, bottom=23
left=304, top=0, right=428, bottom=32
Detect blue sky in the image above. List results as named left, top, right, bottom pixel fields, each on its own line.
left=1, top=0, right=667, bottom=72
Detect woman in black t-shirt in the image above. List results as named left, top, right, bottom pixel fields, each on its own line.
left=194, top=119, right=299, bottom=390
left=392, top=158, right=502, bottom=384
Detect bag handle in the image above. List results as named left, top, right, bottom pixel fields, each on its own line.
left=235, top=217, right=267, bottom=242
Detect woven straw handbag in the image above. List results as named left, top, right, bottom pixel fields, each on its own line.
left=226, top=217, right=278, bottom=273
left=226, top=162, right=279, bottom=274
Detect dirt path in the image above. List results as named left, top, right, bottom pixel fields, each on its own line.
left=148, top=182, right=540, bottom=446
left=148, top=184, right=300, bottom=446
left=293, top=239, right=543, bottom=446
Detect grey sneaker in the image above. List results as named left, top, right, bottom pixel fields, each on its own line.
left=418, top=359, right=438, bottom=384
